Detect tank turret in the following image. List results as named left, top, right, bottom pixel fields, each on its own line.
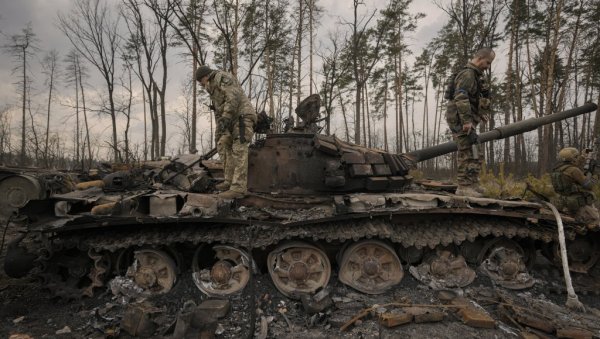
left=248, top=101, right=598, bottom=194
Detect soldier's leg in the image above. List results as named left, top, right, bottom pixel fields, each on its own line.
left=455, top=134, right=478, bottom=186
left=229, top=116, right=255, bottom=194
left=576, top=205, right=600, bottom=230
left=469, top=142, right=484, bottom=185
left=217, top=133, right=234, bottom=187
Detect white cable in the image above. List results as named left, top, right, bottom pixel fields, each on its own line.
left=543, top=201, right=585, bottom=312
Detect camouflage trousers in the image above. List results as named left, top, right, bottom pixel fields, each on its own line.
left=454, top=132, right=483, bottom=186
left=576, top=205, right=600, bottom=230
left=216, top=116, right=255, bottom=193
left=555, top=193, right=600, bottom=230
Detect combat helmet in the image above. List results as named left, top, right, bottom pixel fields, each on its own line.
left=557, top=147, right=579, bottom=162
left=196, top=65, right=213, bottom=81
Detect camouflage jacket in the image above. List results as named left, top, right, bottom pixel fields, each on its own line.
left=551, top=161, right=591, bottom=195
left=447, top=62, right=484, bottom=126
left=205, top=70, right=256, bottom=124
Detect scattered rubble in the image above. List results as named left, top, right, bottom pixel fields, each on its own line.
left=3, top=256, right=600, bottom=338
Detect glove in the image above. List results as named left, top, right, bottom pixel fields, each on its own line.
left=217, top=116, right=232, bottom=132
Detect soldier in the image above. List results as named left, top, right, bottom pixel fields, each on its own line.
left=551, top=147, right=600, bottom=230
left=445, top=47, right=495, bottom=197
left=196, top=65, right=257, bottom=199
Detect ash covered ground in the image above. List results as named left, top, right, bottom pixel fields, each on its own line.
left=2, top=224, right=600, bottom=339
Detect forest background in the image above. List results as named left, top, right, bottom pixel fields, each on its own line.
left=0, top=0, right=599, bottom=179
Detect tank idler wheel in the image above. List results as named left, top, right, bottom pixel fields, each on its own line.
left=338, top=240, right=403, bottom=294
left=409, top=248, right=475, bottom=289
left=192, top=245, right=252, bottom=296
left=40, top=247, right=98, bottom=300
left=267, top=241, right=331, bottom=299
left=478, top=238, right=534, bottom=290
left=552, top=236, right=600, bottom=273
left=127, top=249, right=177, bottom=294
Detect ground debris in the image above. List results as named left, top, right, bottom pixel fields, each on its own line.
left=8, top=335, right=33, bottom=339
left=55, top=326, right=71, bottom=335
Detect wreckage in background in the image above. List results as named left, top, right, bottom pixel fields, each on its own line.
left=2, top=97, right=599, bottom=302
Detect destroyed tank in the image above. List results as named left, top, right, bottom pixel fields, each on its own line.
left=2, top=99, right=599, bottom=301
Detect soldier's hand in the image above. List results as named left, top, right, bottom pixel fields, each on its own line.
left=462, top=122, right=473, bottom=133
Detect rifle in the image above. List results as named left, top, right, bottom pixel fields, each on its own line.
left=523, top=182, right=550, bottom=202
left=583, top=148, right=597, bottom=178
left=162, top=147, right=218, bottom=185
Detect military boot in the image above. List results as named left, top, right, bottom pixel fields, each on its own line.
left=455, top=185, right=484, bottom=198
left=215, top=181, right=230, bottom=191
left=218, top=190, right=245, bottom=200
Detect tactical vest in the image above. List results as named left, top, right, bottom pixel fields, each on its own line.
left=551, top=163, right=579, bottom=195
left=444, top=67, right=482, bottom=109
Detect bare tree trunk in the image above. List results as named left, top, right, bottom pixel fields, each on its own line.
left=308, top=0, right=314, bottom=95
left=383, top=70, right=389, bottom=151
left=337, top=87, right=349, bottom=142
left=75, top=63, right=80, bottom=166
left=152, top=86, right=159, bottom=159
left=505, top=2, right=516, bottom=168
left=43, top=51, right=57, bottom=167
left=21, top=46, right=27, bottom=165
left=296, top=0, right=304, bottom=107
left=232, top=0, right=240, bottom=76
left=192, top=47, right=198, bottom=153
left=143, top=88, right=148, bottom=161
left=362, top=85, right=368, bottom=147
left=77, top=57, right=92, bottom=169
left=540, top=0, right=565, bottom=174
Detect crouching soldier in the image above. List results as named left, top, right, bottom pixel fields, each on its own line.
left=551, top=147, right=600, bottom=230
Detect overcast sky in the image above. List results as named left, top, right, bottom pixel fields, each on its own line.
left=0, top=0, right=454, bottom=158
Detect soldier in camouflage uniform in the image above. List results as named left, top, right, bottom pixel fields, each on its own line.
left=196, top=65, right=257, bottom=199
left=445, top=48, right=495, bottom=197
left=551, top=147, right=599, bottom=229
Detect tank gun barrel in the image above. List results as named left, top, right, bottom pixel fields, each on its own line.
left=407, top=102, right=598, bottom=163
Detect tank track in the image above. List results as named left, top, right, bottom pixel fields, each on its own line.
left=52, top=213, right=566, bottom=253
left=33, top=212, right=592, bottom=299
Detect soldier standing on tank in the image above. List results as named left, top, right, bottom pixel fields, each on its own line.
left=196, top=65, right=257, bottom=199
left=445, top=48, right=495, bottom=198
left=551, top=147, right=600, bottom=230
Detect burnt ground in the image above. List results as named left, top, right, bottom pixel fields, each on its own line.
left=2, top=222, right=600, bottom=339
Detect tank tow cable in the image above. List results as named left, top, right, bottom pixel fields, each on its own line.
left=543, top=201, right=585, bottom=312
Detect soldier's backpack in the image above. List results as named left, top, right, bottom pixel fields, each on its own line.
left=443, top=71, right=460, bottom=101
left=551, top=164, right=578, bottom=195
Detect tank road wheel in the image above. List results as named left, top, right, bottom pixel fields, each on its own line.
left=478, top=238, right=534, bottom=290
left=552, top=236, right=600, bottom=273
left=338, top=240, right=403, bottom=294
left=267, top=242, right=331, bottom=299
left=39, top=247, right=110, bottom=300
left=192, top=245, right=252, bottom=296
left=127, top=249, right=177, bottom=294
left=409, top=248, right=475, bottom=290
